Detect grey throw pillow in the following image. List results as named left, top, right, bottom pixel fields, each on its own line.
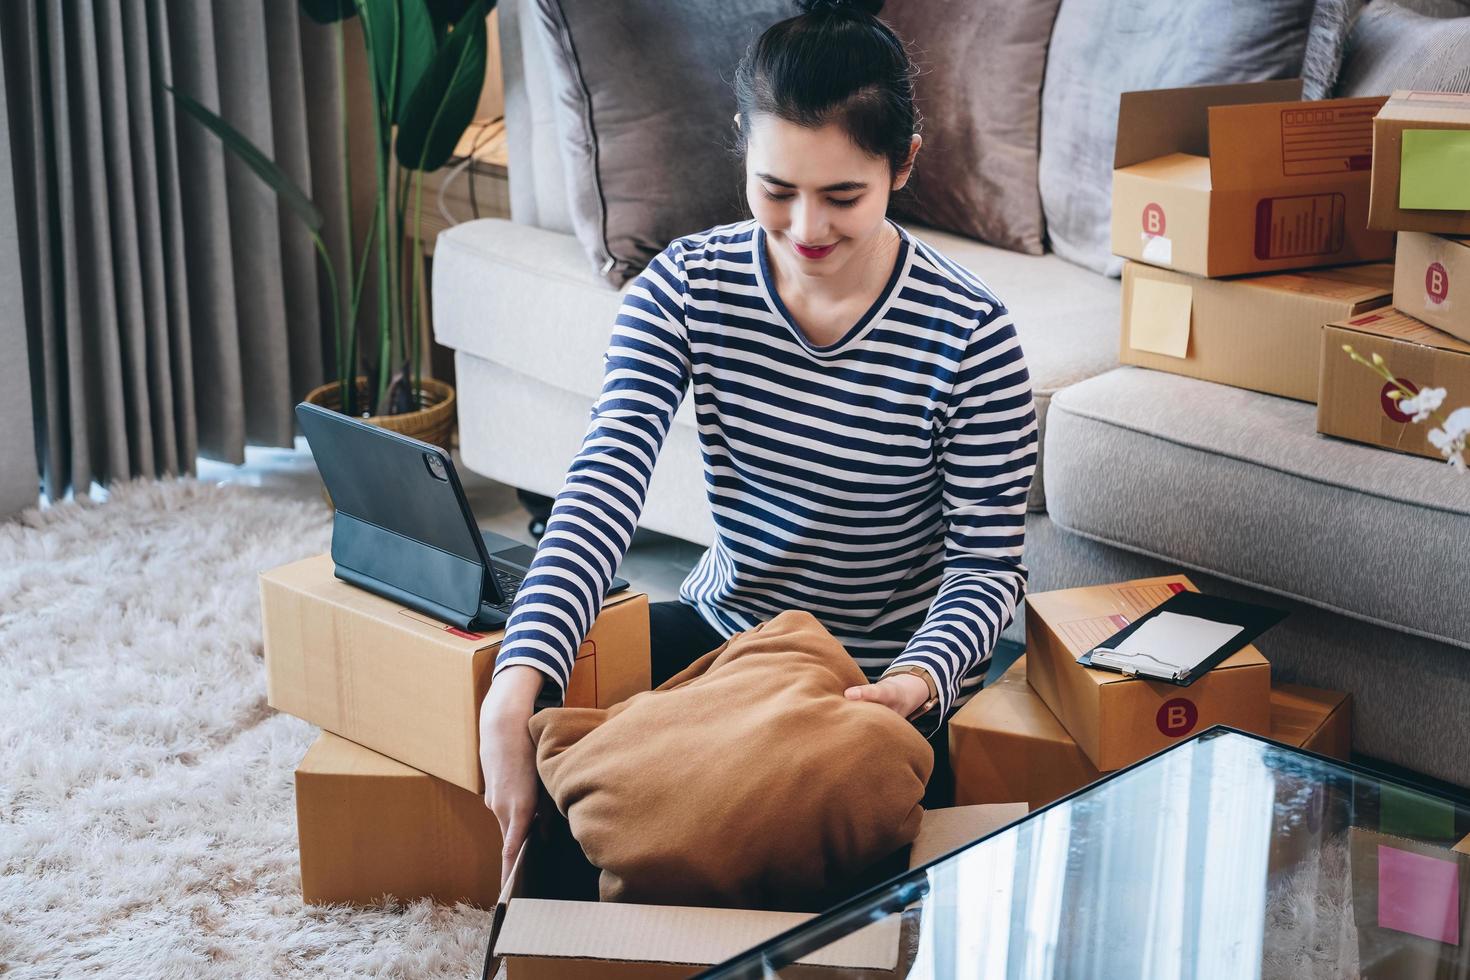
left=1038, top=0, right=1315, bottom=276
left=883, top=1, right=1063, bottom=255
left=1337, top=2, right=1470, bottom=96
left=1302, top=0, right=1368, bottom=99
left=533, top=0, right=795, bottom=287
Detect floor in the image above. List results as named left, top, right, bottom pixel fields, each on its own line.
left=196, top=438, right=705, bottom=603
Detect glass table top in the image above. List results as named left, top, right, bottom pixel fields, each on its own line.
left=699, top=728, right=1470, bottom=980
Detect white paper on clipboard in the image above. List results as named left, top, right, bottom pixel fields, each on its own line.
left=1095, top=611, right=1245, bottom=676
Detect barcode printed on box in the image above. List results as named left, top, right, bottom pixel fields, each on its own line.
left=1280, top=104, right=1375, bottom=177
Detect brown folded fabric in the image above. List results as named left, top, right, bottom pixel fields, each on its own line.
left=529, top=609, right=934, bottom=911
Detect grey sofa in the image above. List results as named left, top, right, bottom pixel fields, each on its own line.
left=434, top=0, right=1470, bottom=785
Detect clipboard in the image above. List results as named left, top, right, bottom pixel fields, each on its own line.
left=1078, top=591, right=1287, bottom=686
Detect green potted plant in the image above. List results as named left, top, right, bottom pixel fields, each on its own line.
left=167, top=0, right=496, bottom=449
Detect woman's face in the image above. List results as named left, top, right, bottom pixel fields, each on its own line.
left=743, top=113, right=916, bottom=281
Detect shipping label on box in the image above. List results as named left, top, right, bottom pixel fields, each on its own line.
left=1121, top=260, right=1392, bottom=401
left=261, top=554, right=650, bottom=793
left=295, top=733, right=504, bottom=907
left=1395, top=232, right=1470, bottom=343
left=1024, top=575, right=1271, bottom=772
left=950, top=657, right=1350, bottom=811
left=1318, top=310, right=1470, bottom=461
left=1369, top=91, right=1470, bottom=236
left=1111, top=80, right=1392, bottom=277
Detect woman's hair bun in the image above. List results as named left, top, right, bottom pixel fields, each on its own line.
left=796, top=0, right=884, bottom=17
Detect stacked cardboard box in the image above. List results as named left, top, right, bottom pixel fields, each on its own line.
left=1110, top=81, right=1396, bottom=402
left=260, top=553, right=652, bottom=906
left=1317, top=90, right=1470, bottom=459
left=950, top=655, right=1351, bottom=810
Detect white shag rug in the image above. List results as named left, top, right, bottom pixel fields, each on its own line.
left=0, top=479, right=493, bottom=979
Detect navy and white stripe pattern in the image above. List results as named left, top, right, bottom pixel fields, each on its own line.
left=494, top=218, right=1037, bottom=734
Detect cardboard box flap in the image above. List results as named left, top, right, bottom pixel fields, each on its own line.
left=1247, top=263, right=1394, bottom=303
left=1207, top=96, right=1385, bottom=190
left=493, top=897, right=902, bottom=970
left=1114, top=79, right=1302, bottom=169
left=1334, top=309, right=1470, bottom=354
left=1269, top=683, right=1350, bottom=746
left=297, top=731, right=420, bottom=779
left=907, top=803, right=1027, bottom=869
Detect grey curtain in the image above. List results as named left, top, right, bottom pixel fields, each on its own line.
left=0, top=31, right=37, bottom=519
left=1, top=1, right=368, bottom=500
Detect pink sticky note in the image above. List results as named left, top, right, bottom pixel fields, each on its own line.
left=1379, top=844, right=1461, bottom=945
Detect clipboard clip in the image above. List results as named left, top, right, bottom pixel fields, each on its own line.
left=1089, top=648, right=1192, bottom=683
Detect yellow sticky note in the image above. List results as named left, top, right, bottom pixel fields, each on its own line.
left=1401, top=130, right=1470, bottom=211
left=1128, top=278, right=1193, bottom=359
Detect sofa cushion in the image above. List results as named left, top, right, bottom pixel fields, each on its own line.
left=1038, top=0, right=1315, bottom=276
left=1337, top=2, right=1470, bottom=96
left=432, top=218, right=1121, bottom=512
left=1043, top=367, right=1470, bottom=650
left=531, top=0, right=790, bottom=287
left=883, top=0, right=1061, bottom=254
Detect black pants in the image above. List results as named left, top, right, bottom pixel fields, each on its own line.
left=647, top=600, right=954, bottom=808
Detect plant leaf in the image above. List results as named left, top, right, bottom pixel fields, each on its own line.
left=299, top=0, right=357, bottom=24
left=395, top=0, right=438, bottom=124
left=165, top=85, right=323, bottom=231
left=394, top=0, right=491, bottom=172
left=424, top=0, right=473, bottom=38
left=360, top=0, right=399, bottom=114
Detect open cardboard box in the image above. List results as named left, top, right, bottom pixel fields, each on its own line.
left=1318, top=309, right=1470, bottom=461
left=261, top=553, right=650, bottom=793
left=1120, top=260, right=1392, bottom=401
left=1024, top=574, right=1272, bottom=772
left=485, top=803, right=1027, bottom=979
left=1110, top=79, right=1391, bottom=277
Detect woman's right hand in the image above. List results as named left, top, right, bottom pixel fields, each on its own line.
left=479, top=663, right=546, bottom=889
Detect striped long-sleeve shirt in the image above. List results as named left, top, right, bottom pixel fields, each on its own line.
left=494, top=218, right=1037, bottom=733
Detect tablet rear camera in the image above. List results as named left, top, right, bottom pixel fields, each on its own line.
left=424, top=453, right=448, bottom=481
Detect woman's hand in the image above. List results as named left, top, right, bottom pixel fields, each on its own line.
left=844, top=673, right=931, bottom=719
left=479, top=664, right=546, bottom=889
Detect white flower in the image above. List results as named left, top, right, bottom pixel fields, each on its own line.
left=1426, top=406, right=1470, bottom=471
left=1399, top=386, right=1447, bottom=423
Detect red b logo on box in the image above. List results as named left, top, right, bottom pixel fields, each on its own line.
left=1382, top=378, right=1418, bottom=423
left=1427, top=261, right=1449, bottom=305
left=1156, top=698, right=1198, bottom=738
left=1142, top=202, right=1166, bottom=236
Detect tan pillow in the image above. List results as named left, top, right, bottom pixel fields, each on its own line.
left=529, top=609, right=933, bottom=911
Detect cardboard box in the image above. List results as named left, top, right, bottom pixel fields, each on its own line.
left=294, top=732, right=503, bottom=906
left=1318, top=309, right=1470, bottom=462
left=1368, top=91, right=1470, bottom=236
left=1350, top=827, right=1470, bottom=978
left=1394, top=232, right=1470, bottom=343
left=1120, top=260, right=1392, bottom=401
left=487, top=804, right=1027, bottom=979
left=1111, top=80, right=1392, bottom=277
left=950, top=656, right=1351, bottom=810
left=1024, top=575, right=1272, bottom=772
left=261, top=554, right=650, bottom=793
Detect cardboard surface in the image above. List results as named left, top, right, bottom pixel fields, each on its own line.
left=294, top=733, right=503, bottom=906
left=261, top=554, right=650, bottom=792
left=1395, top=232, right=1470, bottom=343
left=490, top=804, right=1025, bottom=979
left=1317, top=310, right=1470, bottom=461
left=1112, top=82, right=1391, bottom=277
left=950, top=658, right=1350, bottom=810
left=1351, top=828, right=1470, bottom=978
left=1370, top=91, right=1470, bottom=235
left=1024, top=575, right=1272, bottom=771
left=1121, top=261, right=1393, bottom=401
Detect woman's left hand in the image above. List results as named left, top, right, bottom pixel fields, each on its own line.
left=844, top=674, right=930, bottom=719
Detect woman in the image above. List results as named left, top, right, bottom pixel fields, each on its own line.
left=480, top=0, right=1036, bottom=883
